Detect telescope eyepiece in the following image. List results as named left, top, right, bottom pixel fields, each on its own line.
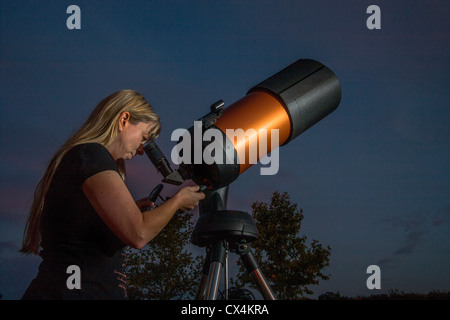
left=143, top=141, right=174, bottom=177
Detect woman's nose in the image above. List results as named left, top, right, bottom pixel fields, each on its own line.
left=136, top=144, right=144, bottom=156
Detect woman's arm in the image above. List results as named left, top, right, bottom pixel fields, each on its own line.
left=82, top=170, right=204, bottom=249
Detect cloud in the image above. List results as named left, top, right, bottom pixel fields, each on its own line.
left=375, top=206, right=450, bottom=267
left=392, top=231, right=426, bottom=256
left=432, top=205, right=450, bottom=227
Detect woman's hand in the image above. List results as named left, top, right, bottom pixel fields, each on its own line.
left=174, top=185, right=205, bottom=212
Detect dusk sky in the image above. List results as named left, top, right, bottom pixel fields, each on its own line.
left=1, top=1, right=449, bottom=300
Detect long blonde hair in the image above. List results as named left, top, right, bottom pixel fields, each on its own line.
left=21, top=89, right=161, bottom=255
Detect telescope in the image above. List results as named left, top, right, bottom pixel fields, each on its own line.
left=144, top=58, right=341, bottom=300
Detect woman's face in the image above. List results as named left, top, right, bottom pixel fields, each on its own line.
left=109, top=112, right=155, bottom=160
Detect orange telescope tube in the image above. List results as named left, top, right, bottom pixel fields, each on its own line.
left=187, top=58, right=341, bottom=190
left=214, top=91, right=291, bottom=174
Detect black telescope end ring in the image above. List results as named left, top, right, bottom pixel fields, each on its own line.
left=248, top=59, right=341, bottom=145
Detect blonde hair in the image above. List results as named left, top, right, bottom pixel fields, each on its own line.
left=20, top=89, right=160, bottom=255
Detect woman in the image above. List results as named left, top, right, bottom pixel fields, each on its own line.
left=20, top=89, right=205, bottom=299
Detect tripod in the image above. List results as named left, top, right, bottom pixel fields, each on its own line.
left=191, top=186, right=276, bottom=300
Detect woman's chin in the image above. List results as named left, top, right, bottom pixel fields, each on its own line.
left=122, top=153, right=134, bottom=160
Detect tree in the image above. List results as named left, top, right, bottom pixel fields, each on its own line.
left=232, top=191, right=331, bottom=299
left=124, top=209, right=203, bottom=300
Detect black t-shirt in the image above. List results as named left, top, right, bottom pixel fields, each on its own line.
left=22, top=143, right=128, bottom=300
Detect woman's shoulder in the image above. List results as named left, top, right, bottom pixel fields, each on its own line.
left=63, top=143, right=116, bottom=169
left=66, top=143, right=112, bottom=161
left=70, top=142, right=109, bottom=154
left=61, top=143, right=118, bottom=182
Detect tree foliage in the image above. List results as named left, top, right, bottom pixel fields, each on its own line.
left=124, top=210, right=203, bottom=300
left=232, top=191, right=331, bottom=299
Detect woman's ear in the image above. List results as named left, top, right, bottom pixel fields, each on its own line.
left=118, top=112, right=131, bottom=131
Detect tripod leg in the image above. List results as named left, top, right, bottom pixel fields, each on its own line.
left=224, top=250, right=229, bottom=300
left=205, top=261, right=222, bottom=300
left=204, top=240, right=227, bottom=300
left=238, top=243, right=276, bottom=300
left=195, top=248, right=211, bottom=300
